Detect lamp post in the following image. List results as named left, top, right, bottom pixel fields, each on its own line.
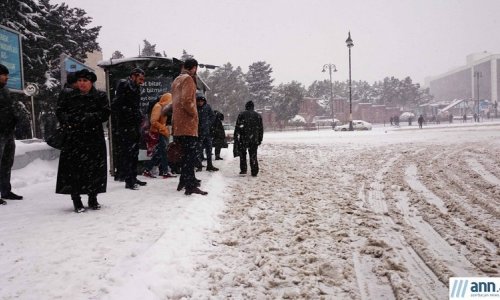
left=322, top=64, right=337, bottom=125
left=474, top=71, right=482, bottom=122
left=346, top=31, right=354, bottom=131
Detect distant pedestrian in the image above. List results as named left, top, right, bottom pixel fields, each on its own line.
left=418, top=114, right=424, bottom=129
left=172, top=58, right=208, bottom=195
left=408, top=116, right=412, bottom=126
left=389, top=116, right=393, bottom=126
left=0, top=64, right=24, bottom=204
left=473, top=113, right=478, bottom=122
left=55, top=69, right=110, bottom=213
left=111, top=68, right=147, bottom=190
left=449, top=113, right=453, bottom=124
left=234, top=101, right=264, bottom=177
left=463, top=113, right=467, bottom=123
left=211, top=110, right=226, bottom=160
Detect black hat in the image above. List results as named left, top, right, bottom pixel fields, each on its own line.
left=130, top=68, right=145, bottom=76
left=245, top=101, right=254, bottom=110
left=75, top=69, right=97, bottom=82
left=196, top=91, right=206, bottom=101
left=0, top=64, right=9, bottom=75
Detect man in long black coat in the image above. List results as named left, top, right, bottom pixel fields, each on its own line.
left=234, top=101, right=263, bottom=177
left=111, top=68, right=146, bottom=190
left=0, top=64, right=23, bottom=204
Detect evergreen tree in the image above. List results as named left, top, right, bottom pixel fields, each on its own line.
left=140, top=39, right=156, bottom=56
left=180, top=50, right=194, bottom=61
left=246, top=61, right=274, bottom=108
left=111, top=50, right=124, bottom=59
left=0, top=0, right=100, bottom=89
left=271, top=81, right=305, bottom=123
left=204, top=62, right=249, bottom=123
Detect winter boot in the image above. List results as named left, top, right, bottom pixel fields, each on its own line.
left=72, top=195, right=85, bottom=213
left=88, top=195, right=101, bottom=210
left=185, top=187, right=208, bottom=195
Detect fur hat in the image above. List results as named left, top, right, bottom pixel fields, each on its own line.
left=75, top=69, right=97, bottom=82
left=0, top=64, right=9, bottom=75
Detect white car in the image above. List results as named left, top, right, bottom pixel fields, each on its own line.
left=334, top=120, right=372, bottom=131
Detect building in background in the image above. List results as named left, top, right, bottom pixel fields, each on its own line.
left=85, top=51, right=105, bottom=90
left=426, top=52, right=499, bottom=117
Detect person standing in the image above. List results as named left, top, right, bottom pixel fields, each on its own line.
left=196, top=92, right=218, bottom=172
left=0, top=64, right=23, bottom=205
left=55, top=69, right=110, bottom=212
left=234, top=101, right=263, bottom=177
left=142, top=92, right=176, bottom=178
left=171, top=58, right=207, bottom=195
left=211, top=110, right=226, bottom=160
left=417, top=114, right=424, bottom=129
left=111, top=68, right=147, bottom=190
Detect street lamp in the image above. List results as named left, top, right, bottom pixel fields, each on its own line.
left=346, top=31, right=354, bottom=131
left=474, top=71, right=482, bottom=122
left=322, top=64, right=337, bottom=125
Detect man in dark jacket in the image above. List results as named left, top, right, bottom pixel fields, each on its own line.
left=0, top=64, right=23, bottom=204
left=234, top=101, right=263, bottom=177
left=111, top=68, right=147, bottom=190
left=196, top=92, right=218, bottom=172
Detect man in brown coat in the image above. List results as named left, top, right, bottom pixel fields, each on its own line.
left=171, top=58, right=207, bottom=195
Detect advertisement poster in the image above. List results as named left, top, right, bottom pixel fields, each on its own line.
left=0, top=25, right=24, bottom=91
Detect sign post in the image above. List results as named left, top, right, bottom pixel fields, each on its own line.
left=24, top=83, right=39, bottom=138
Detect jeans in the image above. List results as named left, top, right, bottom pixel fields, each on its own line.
left=145, top=135, right=169, bottom=173
left=0, top=135, right=15, bottom=195
left=197, top=135, right=213, bottom=167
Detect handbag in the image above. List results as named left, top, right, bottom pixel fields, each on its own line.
left=46, top=127, right=66, bottom=150
left=167, top=141, right=184, bottom=164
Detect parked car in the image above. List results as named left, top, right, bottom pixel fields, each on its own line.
left=312, top=116, right=340, bottom=127
left=334, top=120, right=372, bottom=131
left=223, top=123, right=235, bottom=143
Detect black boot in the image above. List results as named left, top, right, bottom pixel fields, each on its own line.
left=88, top=194, right=101, bottom=210
left=72, top=195, right=85, bottom=213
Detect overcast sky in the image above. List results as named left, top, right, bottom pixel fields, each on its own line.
left=52, top=0, right=500, bottom=87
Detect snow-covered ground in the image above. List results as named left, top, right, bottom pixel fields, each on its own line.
left=1, top=122, right=499, bottom=299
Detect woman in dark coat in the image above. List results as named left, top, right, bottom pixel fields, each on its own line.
left=56, top=69, right=110, bottom=213
left=211, top=110, right=226, bottom=160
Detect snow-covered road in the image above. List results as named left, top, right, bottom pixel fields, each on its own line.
left=1, top=123, right=499, bottom=299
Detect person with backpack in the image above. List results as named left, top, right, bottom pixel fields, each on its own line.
left=142, top=92, right=176, bottom=178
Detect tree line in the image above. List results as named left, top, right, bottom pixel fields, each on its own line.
left=1, top=1, right=432, bottom=127
left=129, top=40, right=433, bottom=123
